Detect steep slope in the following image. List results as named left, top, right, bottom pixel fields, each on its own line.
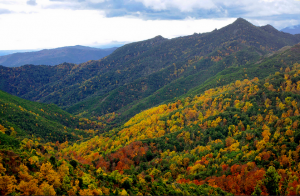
left=1, top=18, right=300, bottom=122
left=60, top=43, right=300, bottom=160
left=186, top=43, right=300, bottom=97
left=67, top=23, right=300, bottom=120
left=68, top=42, right=260, bottom=117
left=0, top=45, right=117, bottom=67
left=106, top=41, right=300, bottom=124
left=0, top=90, right=104, bottom=144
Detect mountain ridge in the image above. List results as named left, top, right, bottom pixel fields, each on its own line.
left=0, top=45, right=118, bottom=67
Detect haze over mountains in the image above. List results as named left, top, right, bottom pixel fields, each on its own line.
left=0, top=45, right=117, bottom=67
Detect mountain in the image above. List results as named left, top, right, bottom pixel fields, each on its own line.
left=109, top=42, right=300, bottom=124
left=281, top=24, right=300, bottom=35
left=1, top=18, right=300, bottom=124
left=0, top=45, right=118, bottom=67
left=1, top=44, right=300, bottom=195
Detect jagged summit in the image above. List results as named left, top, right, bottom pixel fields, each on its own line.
left=153, top=35, right=166, bottom=40
left=219, top=18, right=256, bottom=33
left=147, top=35, right=168, bottom=44
left=232, top=17, right=253, bottom=26
left=234, top=17, right=248, bottom=23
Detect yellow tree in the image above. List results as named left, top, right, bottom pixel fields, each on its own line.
left=18, top=179, right=40, bottom=195
left=262, top=124, right=271, bottom=142
left=0, top=175, right=17, bottom=195
left=38, top=182, right=56, bottom=195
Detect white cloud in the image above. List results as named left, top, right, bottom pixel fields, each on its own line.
left=249, top=18, right=300, bottom=29
left=0, top=0, right=300, bottom=50
left=27, top=0, right=37, bottom=6
left=134, top=0, right=300, bottom=17
left=87, top=0, right=108, bottom=3
left=134, top=0, right=217, bottom=12
left=0, top=8, right=235, bottom=50
left=241, top=0, right=300, bottom=17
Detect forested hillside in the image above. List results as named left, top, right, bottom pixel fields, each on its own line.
left=1, top=44, right=300, bottom=195
left=102, top=33, right=300, bottom=125
left=0, top=90, right=106, bottom=144
left=1, top=18, right=300, bottom=124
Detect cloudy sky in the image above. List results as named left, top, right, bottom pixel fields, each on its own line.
left=0, top=0, right=300, bottom=50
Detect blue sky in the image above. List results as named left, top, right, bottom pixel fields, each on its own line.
left=0, top=0, right=300, bottom=50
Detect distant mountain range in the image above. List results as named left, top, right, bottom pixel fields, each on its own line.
left=0, top=45, right=118, bottom=67
left=281, top=24, right=300, bottom=35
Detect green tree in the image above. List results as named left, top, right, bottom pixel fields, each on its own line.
left=70, top=160, right=78, bottom=169
left=145, top=175, right=152, bottom=183
left=50, top=156, right=56, bottom=167
left=251, top=181, right=262, bottom=196
left=263, top=166, right=281, bottom=195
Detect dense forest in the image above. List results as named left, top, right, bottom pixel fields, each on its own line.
left=1, top=41, right=300, bottom=195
